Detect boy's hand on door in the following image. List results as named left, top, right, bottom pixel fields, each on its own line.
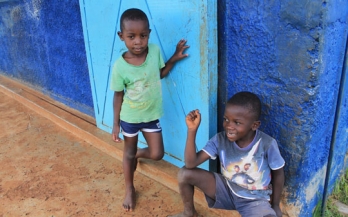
left=172, top=39, right=189, bottom=62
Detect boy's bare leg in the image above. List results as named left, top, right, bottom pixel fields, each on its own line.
left=168, top=167, right=216, bottom=217
left=121, top=132, right=163, bottom=211
left=138, top=131, right=164, bottom=161
left=122, top=135, right=139, bottom=211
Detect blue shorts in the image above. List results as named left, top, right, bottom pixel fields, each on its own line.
left=205, top=173, right=276, bottom=217
left=120, top=120, right=162, bottom=137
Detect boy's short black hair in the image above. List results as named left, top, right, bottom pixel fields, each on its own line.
left=227, top=91, right=261, bottom=120
left=120, top=8, right=149, bottom=31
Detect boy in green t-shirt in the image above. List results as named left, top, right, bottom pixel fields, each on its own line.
left=110, top=8, right=189, bottom=212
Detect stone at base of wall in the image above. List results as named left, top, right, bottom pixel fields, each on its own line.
left=334, top=200, right=348, bottom=216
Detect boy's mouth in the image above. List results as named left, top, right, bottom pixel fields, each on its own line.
left=226, top=131, right=237, bottom=139
left=134, top=47, right=143, bottom=51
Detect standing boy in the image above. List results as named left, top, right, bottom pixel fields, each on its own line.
left=170, top=92, right=285, bottom=217
left=110, top=8, right=189, bottom=211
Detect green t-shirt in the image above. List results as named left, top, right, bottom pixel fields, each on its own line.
left=110, top=44, right=165, bottom=123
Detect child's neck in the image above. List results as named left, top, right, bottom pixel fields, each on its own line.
left=123, top=48, right=148, bottom=66
left=235, top=130, right=256, bottom=148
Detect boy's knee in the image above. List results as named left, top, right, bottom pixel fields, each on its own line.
left=151, top=150, right=164, bottom=161
left=177, top=167, right=192, bottom=182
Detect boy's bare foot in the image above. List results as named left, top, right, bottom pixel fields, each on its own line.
left=123, top=186, right=136, bottom=211
left=167, top=211, right=199, bottom=217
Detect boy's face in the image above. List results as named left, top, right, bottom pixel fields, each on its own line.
left=118, top=19, right=150, bottom=56
left=223, top=104, right=260, bottom=147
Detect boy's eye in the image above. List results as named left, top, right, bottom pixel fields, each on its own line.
left=128, top=35, right=134, bottom=39
left=223, top=117, right=229, bottom=122
left=235, top=121, right=241, bottom=125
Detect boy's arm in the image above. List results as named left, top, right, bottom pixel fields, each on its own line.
left=160, top=39, right=189, bottom=79
left=112, top=91, right=124, bottom=143
left=271, top=167, right=285, bottom=217
left=184, top=110, right=210, bottom=169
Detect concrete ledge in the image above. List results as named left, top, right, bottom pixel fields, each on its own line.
left=0, top=75, right=238, bottom=217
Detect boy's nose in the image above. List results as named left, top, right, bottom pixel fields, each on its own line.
left=134, top=37, right=141, bottom=44
left=227, top=123, right=235, bottom=129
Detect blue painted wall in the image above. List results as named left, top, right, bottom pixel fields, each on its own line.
left=0, top=0, right=93, bottom=116
left=323, top=1, right=348, bottom=211
left=218, top=0, right=348, bottom=216
left=0, top=0, right=347, bottom=215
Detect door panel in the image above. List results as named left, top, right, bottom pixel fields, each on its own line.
left=80, top=0, right=217, bottom=169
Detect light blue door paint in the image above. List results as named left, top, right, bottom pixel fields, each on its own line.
left=79, top=0, right=217, bottom=169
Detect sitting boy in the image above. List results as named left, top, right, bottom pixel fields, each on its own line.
left=169, top=91, right=285, bottom=217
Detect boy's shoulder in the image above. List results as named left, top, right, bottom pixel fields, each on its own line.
left=256, top=130, right=276, bottom=141
left=148, top=43, right=157, bottom=48
left=214, top=131, right=227, bottom=141
left=148, top=43, right=160, bottom=52
left=255, top=130, right=278, bottom=151
left=113, top=55, right=127, bottom=69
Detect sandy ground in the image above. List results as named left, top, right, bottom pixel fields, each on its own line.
left=0, top=91, right=230, bottom=217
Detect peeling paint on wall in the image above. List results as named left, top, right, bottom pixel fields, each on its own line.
left=0, top=0, right=347, bottom=215
left=305, top=166, right=327, bottom=202
left=0, top=0, right=93, bottom=116
left=218, top=0, right=348, bottom=215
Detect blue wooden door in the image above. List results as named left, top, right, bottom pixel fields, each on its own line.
left=79, top=0, right=217, bottom=169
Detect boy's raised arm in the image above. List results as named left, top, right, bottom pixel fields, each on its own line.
left=112, top=91, right=124, bottom=143
left=160, top=39, right=189, bottom=79
left=184, top=110, right=210, bottom=168
left=271, top=167, right=285, bottom=217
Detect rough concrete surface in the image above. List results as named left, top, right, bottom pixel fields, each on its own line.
left=0, top=87, right=239, bottom=216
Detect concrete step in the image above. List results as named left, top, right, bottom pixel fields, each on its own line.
left=0, top=75, right=239, bottom=217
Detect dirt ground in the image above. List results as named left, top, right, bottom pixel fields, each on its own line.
left=0, top=91, right=229, bottom=217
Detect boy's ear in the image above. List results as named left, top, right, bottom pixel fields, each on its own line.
left=252, top=120, right=261, bottom=131
left=117, top=31, right=124, bottom=41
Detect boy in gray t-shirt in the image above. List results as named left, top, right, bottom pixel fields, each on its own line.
left=169, top=91, right=285, bottom=217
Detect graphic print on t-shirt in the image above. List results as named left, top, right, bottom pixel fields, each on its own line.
left=220, top=139, right=270, bottom=190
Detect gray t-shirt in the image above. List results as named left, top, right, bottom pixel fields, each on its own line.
left=203, top=130, right=285, bottom=200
